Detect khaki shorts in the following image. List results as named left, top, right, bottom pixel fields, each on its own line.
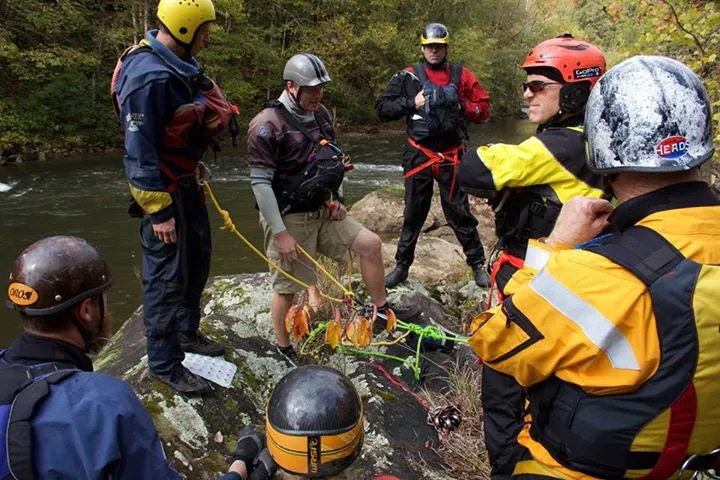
left=261, top=209, right=364, bottom=294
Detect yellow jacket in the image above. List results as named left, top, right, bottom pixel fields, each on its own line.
left=469, top=182, right=720, bottom=479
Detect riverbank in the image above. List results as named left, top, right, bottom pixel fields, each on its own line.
left=0, top=122, right=411, bottom=165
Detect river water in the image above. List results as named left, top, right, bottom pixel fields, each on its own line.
left=0, top=119, right=535, bottom=346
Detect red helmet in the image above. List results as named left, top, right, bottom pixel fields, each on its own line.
left=523, top=34, right=606, bottom=89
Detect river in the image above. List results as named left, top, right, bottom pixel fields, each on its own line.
left=0, top=119, right=536, bottom=346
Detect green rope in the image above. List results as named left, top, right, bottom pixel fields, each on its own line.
left=296, top=310, right=469, bottom=380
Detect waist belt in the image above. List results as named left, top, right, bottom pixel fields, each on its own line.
left=405, top=138, right=464, bottom=199
left=487, top=250, right=525, bottom=309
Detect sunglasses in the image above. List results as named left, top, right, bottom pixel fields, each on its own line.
left=522, top=81, right=563, bottom=93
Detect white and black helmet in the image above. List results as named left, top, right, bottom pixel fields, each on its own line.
left=585, top=55, right=715, bottom=174
left=283, top=53, right=332, bottom=88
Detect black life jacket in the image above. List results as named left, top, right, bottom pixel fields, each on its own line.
left=265, top=101, right=349, bottom=214
left=492, top=189, right=561, bottom=258
left=0, top=352, right=78, bottom=480
left=409, top=63, right=465, bottom=142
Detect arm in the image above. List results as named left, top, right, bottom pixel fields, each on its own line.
left=460, top=67, right=490, bottom=124
left=458, top=136, right=563, bottom=196
left=375, top=70, right=418, bottom=122
left=121, top=78, right=174, bottom=224
left=250, top=166, right=286, bottom=234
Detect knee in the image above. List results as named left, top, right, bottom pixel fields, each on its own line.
left=354, top=230, right=382, bottom=258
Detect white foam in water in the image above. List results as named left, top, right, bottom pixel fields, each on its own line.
left=182, top=353, right=237, bottom=388
left=0, top=182, right=13, bottom=192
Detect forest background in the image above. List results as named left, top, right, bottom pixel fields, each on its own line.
left=0, top=0, right=718, bottom=169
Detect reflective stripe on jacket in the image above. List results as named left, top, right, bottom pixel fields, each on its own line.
left=469, top=182, right=720, bottom=479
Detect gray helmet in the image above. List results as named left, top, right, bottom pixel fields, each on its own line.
left=283, top=53, right=332, bottom=88
left=585, top=55, right=715, bottom=174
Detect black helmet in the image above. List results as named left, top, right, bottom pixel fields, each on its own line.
left=6, top=236, right=112, bottom=315
left=266, top=366, right=363, bottom=477
left=585, top=55, right=715, bottom=174
left=283, top=53, right=332, bottom=88
left=421, top=23, right=449, bottom=45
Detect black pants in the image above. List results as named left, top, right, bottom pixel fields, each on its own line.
left=395, top=144, right=485, bottom=268
left=140, top=183, right=212, bottom=375
left=483, top=257, right=528, bottom=479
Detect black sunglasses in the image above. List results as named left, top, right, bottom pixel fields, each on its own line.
left=522, top=80, right=563, bottom=93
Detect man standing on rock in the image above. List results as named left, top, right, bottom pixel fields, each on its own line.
left=113, top=0, right=231, bottom=394
left=458, top=35, right=606, bottom=479
left=376, top=23, right=491, bottom=289
left=2, top=236, right=276, bottom=479
left=247, top=53, right=389, bottom=366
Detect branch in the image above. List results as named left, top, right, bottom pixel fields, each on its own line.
left=658, top=0, right=706, bottom=55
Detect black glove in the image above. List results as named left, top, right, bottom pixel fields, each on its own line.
left=249, top=449, right=277, bottom=480
left=231, top=426, right=264, bottom=467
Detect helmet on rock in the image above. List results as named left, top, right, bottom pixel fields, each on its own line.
left=585, top=55, right=715, bottom=174
left=7, top=236, right=112, bottom=316
left=523, top=34, right=606, bottom=114
left=266, top=366, right=363, bottom=477
left=283, top=54, right=332, bottom=88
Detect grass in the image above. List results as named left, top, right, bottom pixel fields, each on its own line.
left=421, top=357, right=491, bottom=480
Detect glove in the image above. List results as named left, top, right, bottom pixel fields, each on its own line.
left=231, top=426, right=264, bottom=467
left=249, top=449, right=277, bottom=480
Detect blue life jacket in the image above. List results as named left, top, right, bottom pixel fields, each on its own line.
left=0, top=351, right=78, bottom=480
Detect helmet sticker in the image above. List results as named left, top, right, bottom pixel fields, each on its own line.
left=655, top=135, right=688, bottom=159
left=8, top=282, right=38, bottom=306
left=574, top=66, right=602, bottom=80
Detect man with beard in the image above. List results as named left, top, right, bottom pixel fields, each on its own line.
left=1, top=236, right=276, bottom=479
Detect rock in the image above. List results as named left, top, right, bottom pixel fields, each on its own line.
left=349, top=188, right=447, bottom=234
left=350, top=187, right=498, bottom=271
left=96, top=273, right=473, bottom=480
left=381, top=237, right=468, bottom=285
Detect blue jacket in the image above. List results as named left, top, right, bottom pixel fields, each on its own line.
left=115, top=30, right=208, bottom=223
left=1, top=334, right=241, bottom=480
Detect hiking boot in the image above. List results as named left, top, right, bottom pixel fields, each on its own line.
left=374, top=305, right=388, bottom=334
left=180, top=332, right=226, bottom=357
left=472, top=265, right=490, bottom=288
left=150, top=364, right=211, bottom=395
left=276, top=344, right=300, bottom=367
left=384, top=264, right=409, bottom=288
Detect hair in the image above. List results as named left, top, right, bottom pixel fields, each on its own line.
left=19, top=294, right=103, bottom=334
left=20, top=310, right=74, bottom=334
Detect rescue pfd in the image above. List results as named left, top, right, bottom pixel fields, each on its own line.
left=408, top=63, right=465, bottom=142
left=110, top=41, right=238, bottom=193
left=265, top=100, right=352, bottom=214
left=0, top=352, right=78, bottom=480
left=527, top=226, right=720, bottom=478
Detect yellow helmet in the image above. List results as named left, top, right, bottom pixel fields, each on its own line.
left=266, top=366, right=364, bottom=477
left=157, top=0, right=216, bottom=46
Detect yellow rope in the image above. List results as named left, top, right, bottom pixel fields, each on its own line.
left=202, top=181, right=352, bottom=304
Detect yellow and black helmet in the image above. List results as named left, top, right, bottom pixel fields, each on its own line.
left=266, top=366, right=364, bottom=478
left=421, top=23, right=449, bottom=45
left=157, top=0, right=216, bottom=46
